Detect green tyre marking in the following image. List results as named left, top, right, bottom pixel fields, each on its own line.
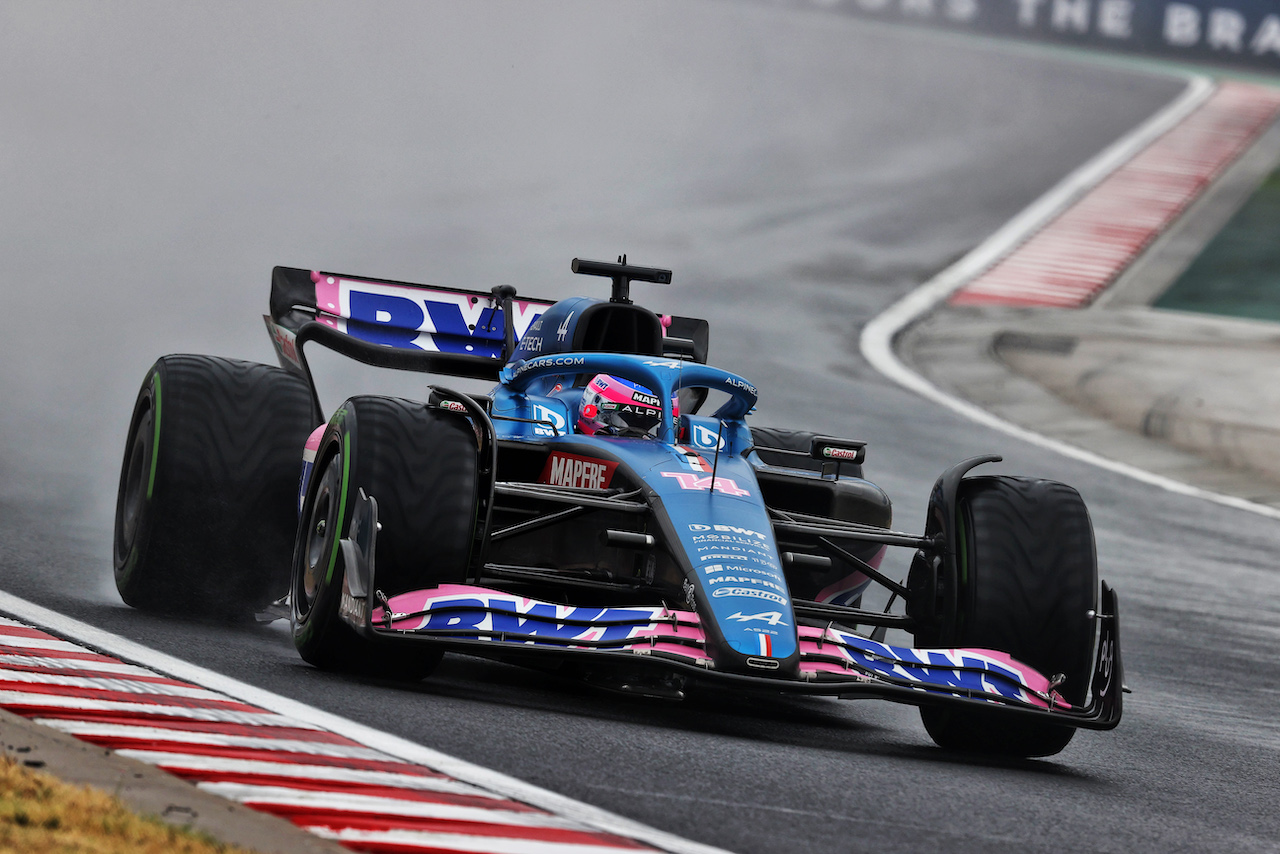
left=325, top=431, right=351, bottom=587
left=297, top=431, right=350, bottom=649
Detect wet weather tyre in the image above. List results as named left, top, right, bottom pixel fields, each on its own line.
left=113, top=355, right=316, bottom=617
left=918, top=476, right=1098, bottom=758
left=291, top=395, right=479, bottom=679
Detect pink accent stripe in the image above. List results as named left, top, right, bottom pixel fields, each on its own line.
left=813, top=544, right=884, bottom=604
left=950, top=82, right=1280, bottom=308
left=798, top=661, right=855, bottom=676
left=312, top=270, right=343, bottom=329
left=0, top=620, right=658, bottom=853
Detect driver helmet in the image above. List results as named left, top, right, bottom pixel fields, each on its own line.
left=578, top=374, right=674, bottom=436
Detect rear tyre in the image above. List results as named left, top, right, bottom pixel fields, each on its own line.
left=291, top=395, right=479, bottom=679
left=917, top=476, right=1098, bottom=758
left=113, top=355, right=314, bottom=617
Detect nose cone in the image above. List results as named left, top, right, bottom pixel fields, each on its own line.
left=649, top=452, right=800, bottom=676
left=700, top=567, right=799, bottom=677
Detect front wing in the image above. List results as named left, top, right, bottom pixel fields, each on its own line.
left=347, top=582, right=1122, bottom=731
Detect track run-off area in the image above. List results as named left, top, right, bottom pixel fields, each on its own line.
left=2, top=3, right=1279, bottom=853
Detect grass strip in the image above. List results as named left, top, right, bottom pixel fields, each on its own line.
left=0, top=755, right=260, bottom=854
left=1156, top=165, right=1280, bottom=321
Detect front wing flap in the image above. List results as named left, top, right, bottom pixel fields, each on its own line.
left=344, top=582, right=1122, bottom=730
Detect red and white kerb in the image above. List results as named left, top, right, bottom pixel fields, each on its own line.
left=950, top=82, right=1280, bottom=308
left=0, top=617, right=663, bottom=853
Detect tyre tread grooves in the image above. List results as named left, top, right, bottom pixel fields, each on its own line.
left=114, top=355, right=315, bottom=614
left=921, top=475, right=1099, bottom=757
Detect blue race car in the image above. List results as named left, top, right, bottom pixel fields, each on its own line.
left=113, top=257, right=1122, bottom=757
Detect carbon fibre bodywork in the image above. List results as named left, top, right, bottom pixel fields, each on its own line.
left=268, top=260, right=1122, bottom=734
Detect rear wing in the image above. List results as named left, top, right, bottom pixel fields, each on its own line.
left=264, top=263, right=713, bottom=423
left=265, top=267, right=555, bottom=383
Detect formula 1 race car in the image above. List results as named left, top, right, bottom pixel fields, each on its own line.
left=113, top=257, right=1122, bottom=757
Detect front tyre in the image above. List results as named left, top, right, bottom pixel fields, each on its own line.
left=291, top=395, right=479, bottom=678
left=113, top=355, right=314, bottom=617
left=918, top=476, right=1098, bottom=758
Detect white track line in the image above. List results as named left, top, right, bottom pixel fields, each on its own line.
left=861, top=73, right=1280, bottom=522
left=0, top=590, right=733, bottom=854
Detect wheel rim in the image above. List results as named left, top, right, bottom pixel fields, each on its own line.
left=116, top=405, right=153, bottom=560
left=299, top=453, right=342, bottom=619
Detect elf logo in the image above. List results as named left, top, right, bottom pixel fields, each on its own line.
left=268, top=321, right=301, bottom=368
left=540, top=452, right=617, bottom=490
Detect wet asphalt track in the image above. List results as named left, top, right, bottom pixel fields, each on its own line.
left=2, top=2, right=1278, bottom=852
